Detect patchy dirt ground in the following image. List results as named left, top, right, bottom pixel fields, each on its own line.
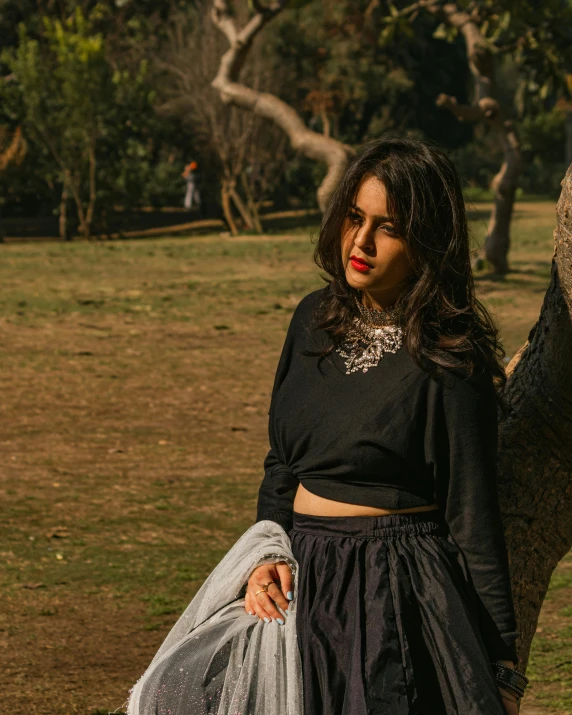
left=0, top=202, right=569, bottom=714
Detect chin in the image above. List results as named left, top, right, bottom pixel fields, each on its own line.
left=345, top=267, right=373, bottom=292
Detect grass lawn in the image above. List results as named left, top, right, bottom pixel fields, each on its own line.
left=0, top=201, right=569, bottom=714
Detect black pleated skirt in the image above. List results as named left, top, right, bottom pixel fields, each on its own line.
left=288, top=510, right=507, bottom=715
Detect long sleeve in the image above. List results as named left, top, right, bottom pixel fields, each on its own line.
left=255, top=301, right=305, bottom=531
left=432, top=368, right=520, bottom=663
left=256, top=447, right=298, bottom=531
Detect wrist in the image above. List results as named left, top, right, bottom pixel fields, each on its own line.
left=492, top=661, right=528, bottom=704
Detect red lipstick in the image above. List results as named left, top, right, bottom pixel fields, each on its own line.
left=350, top=255, right=372, bottom=273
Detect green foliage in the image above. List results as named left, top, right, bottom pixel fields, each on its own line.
left=1, top=6, right=160, bottom=236
left=268, top=0, right=413, bottom=146
left=267, top=0, right=472, bottom=161
left=519, top=104, right=569, bottom=195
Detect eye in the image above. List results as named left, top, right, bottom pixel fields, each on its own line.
left=347, top=211, right=362, bottom=225
left=379, top=224, right=398, bottom=237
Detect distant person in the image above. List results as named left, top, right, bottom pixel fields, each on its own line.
left=182, top=160, right=201, bottom=211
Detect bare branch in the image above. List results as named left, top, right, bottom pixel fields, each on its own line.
left=436, top=94, right=500, bottom=122
left=210, top=0, right=353, bottom=210
left=251, top=0, right=288, bottom=18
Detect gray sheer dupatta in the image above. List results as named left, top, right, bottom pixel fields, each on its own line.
left=126, top=520, right=303, bottom=715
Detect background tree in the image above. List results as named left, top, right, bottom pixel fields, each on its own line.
left=1, top=7, right=159, bottom=239
left=390, top=0, right=572, bottom=274
left=3, top=9, right=118, bottom=238
left=157, top=5, right=290, bottom=234
left=210, top=0, right=355, bottom=211
left=0, top=124, right=25, bottom=240
left=0, top=0, right=570, bottom=236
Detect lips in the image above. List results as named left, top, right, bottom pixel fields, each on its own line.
left=350, top=255, right=373, bottom=272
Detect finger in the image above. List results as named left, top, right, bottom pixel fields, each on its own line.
left=275, top=562, right=293, bottom=602
left=254, top=590, right=286, bottom=623
left=250, top=564, right=274, bottom=583
left=244, top=591, right=255, bottom=616
left=266, top=581, right=290, bottom=613
left=251, top=591, right=273, bottom=623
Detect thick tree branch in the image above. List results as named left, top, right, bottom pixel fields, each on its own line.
left=426, top=2, right=493, bottom=98
left=210, top=0, right=353, bottom=211
left=436, top=94, right=500, bottom=122
left=499, top=166, right=572, bottom=668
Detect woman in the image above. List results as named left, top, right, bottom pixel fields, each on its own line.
left=246, top=138, right=527, bottom=714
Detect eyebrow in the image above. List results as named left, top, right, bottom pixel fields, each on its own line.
left=349, top=203, right=394, bottom=223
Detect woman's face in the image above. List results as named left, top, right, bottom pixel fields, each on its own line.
left=341, top=174, right=414, bottom=309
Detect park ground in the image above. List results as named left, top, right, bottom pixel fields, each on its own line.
left=0, top=201, right=570, bottom=715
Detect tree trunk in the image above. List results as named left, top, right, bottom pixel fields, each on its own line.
left=429, top=3, right=521, bottom=274
left=83, top=142, right=96, bottom=240
left=228, top=184, right=254, bottom=231
left=221, top=179, right=239, bottom=236
left=566, top=109, right=572, bottom=168
left=68, top=170, right=88, bottom=241
left=485, top=121, right=522, bottom=274
left=210, top=0, right=353, bottom=212
left=240, top=170, right=263, bottom=233
left=499, top=165, right=572, bottom=669
left=59, top=181, right=69, bottom=241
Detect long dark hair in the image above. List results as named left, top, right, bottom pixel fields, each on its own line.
left=309, top=136, right=508, bottom=395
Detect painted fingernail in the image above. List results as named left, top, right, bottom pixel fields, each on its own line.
left=276, top=618, right=284, bottom=625
left=287, top=591, right=293, bottom=600
left=263, top=617, right=270, bottom=623
left=248, top=611, right=254, bottom=615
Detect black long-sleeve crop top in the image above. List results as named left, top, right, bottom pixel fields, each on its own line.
left=255, top=286, right=520, bottom=663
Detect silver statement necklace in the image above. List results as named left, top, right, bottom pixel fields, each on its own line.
left=336, top=298, right=405, bottom=375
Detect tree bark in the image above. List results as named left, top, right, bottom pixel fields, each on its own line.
left=68, top=170, right=88, bottom=241
left=59, top=180, right=69, bottom=241
left=429, top=2, right=522, bottom=274
left=210, top=0, right=354, bottom=211
left=240, top=170, right=263, bottom=233
left=228, top=183, right=254, bottom=230
left=499, top=165, right=572, bottom=669
left=485, top=121, right=521, bottom=274
left=84, top=141, right=97, bottom=240
left=566, top=109, right=572, bottom=168
left=221, top=179, right=239, bottom=236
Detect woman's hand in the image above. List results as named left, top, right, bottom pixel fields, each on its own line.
left=497, top=660, right=520, bottom=714
left=244, top=561, right=293, bottom=624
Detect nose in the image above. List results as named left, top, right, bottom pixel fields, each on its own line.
left=353, top=222, right=375, bottom=250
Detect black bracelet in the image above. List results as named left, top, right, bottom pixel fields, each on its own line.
left=492, top=662, right=528, bottom=700
left=495, top=676, right=525, bottom=699
left=497, top=679, right=524, bottom=700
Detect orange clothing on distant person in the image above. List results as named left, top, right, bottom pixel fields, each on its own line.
left=182, top=161, right=198, bottom=178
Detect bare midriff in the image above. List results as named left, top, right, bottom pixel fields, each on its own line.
left=293, top=482, right=439, bottom=517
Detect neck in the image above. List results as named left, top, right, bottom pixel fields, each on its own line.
left=361, top=291, right=399, bottom=311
